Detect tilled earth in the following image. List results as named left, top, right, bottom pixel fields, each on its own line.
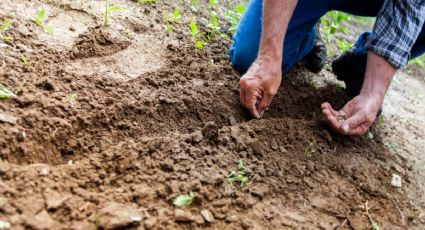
left=0, top=0, right=424, bottom=229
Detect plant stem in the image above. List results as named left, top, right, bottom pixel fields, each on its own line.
left=104, top=0, right=109, bottom=26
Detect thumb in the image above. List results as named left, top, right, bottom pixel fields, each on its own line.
left=341, top=112, right=366, bottom=134
left=257, top=93, right=274, bottom=118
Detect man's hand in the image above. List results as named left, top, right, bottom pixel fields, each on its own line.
left=239, top=58, right=281, bottom=118
left=321, top=93, right=383, bottom=135
left=322, top=51, right=396, bottom=136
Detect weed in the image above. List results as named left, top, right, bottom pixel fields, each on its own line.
left=320, top=11, right=351, bottom=57
left=0, top=83, right=16, bottom=99
left=335, top=81, right=346, bottom=89
left=104, top=0, right=121, bottom=26
left=224, top=5, right=246, bottom=34
left=165, top=8, right=181, bottom=32
left=0, top=18, right=13, bottom=42
left=304, top=142, right=316, bottom=158
left=173, top=192, right=194, bottom=207
left=408, top=57, right=425, bottom=68
left=34, top=9, right=53, bottom=34
left=189, top=20, right=205, bottom=49
left=366, top=130, right=374, bottom=139
left=226, top=160, right=248, bottom=187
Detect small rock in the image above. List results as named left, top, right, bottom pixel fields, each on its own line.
left=201, top=121, right=218, bottom=141
left=69, top=26, right=76, bottom=31
left=225, top=214, right=238, bottom=223
left=200, top=209, right=214, bottom=223
left=250, top=184, right=269, bottom=198
left=26, top=210, right=55, bottom=230
left=229, top=116, right=237, bottom=126
left=0, top=113, right=17, bottom=125
left=97, top=202, right=142, bottom=229
left=279, top=146, right=288, bottom=153
left=44, top=189, right=69, bottom=210
left=194, top=215, right=205, bottom=225
left=39, top=166, right=49, bottom=176
left=144, top=217, right=157, bottom=229
left=189, top=130, right=203, bottom=143
left=174, top=209, right=194, bottom=222
left=250, top=140, right=263, bottom=156
left=391, top=174, right=402, bottom=188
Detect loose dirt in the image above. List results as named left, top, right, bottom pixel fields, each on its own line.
left=0, top=0, right=424, bottom=229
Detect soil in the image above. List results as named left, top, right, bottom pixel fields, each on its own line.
left=0, top=0, right=424, bottom=229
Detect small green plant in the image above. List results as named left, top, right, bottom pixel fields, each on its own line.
left=0, top=83, right=16, bottom=99
left=137, top=0, right=157, bottom=3
left=0, top=18, right=13, bottom=42
left=165, top=8, right=181, bottom=32
left=189, top=20, right=205, bottom=49
left=408, top=57, right=425, bottom=68
left=304, top=142, right=316, bottom=158
left=226, top=160, right=248, bottom=187
left=224, top=5, right=246, bottom=34
left=173, top=192, right=194, bottom=207
left=366, top=130, right=374, bottom=139
left=335, top=81, right=346, bottom=89
left=104, top=0, right=121, bottom=26
left=34, top=9, right=53, bottom=34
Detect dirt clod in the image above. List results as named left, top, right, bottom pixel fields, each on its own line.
left=174, top=209, right=195, bottom=222
left=97, top=202, right=142, bottom=229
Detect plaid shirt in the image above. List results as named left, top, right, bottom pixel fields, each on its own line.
left=366, top=0, right=425, bottom=68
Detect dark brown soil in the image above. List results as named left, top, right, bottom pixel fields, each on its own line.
left=0, top=0, right=423, bottom=229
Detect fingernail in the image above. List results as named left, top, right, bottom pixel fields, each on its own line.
left=342, top=124, right=350, bottom=133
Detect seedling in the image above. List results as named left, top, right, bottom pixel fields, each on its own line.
left=304, top=142, right=316, bottom=158
left=165, top=8, right=181, bottom=32
left=0, top=83, right=16, bottom=99
left=189, top=20, right=205, bottom=49
left=34, top=9, right=53, bottom=34
left=366, top=130, right=374, bottom=139
left=0, top=17, right=13, bottom=42
left=224, top=5, right=246, bottom=34
left=173, top=192, right=194, bottom=207
left=226, top=160, right=248, bottom=187
left=207, top=13, right=222, bottom=40
left=104, top=0, right=121, bottom=26
left=335, top=81, right=346, bottom=89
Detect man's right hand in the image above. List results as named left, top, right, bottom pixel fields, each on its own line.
left=239, top=57, right=282, bottom=119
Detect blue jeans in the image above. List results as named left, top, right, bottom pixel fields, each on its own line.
left=229, top=0, right=425, bottom=74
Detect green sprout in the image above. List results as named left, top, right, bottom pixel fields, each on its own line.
left=34, top=9, right=54, bottom=34
left=104, top=0, right=121, bottom=26
left=0, top=83, right=16, bottom=99
left=189, top=20, right=205, bottom=49
left=173, top=192, right=194, bottom=207
left=366, top=130, right=374, bottom=139
left=137, top=0, right=157, bottom=3
left=0, top=18, right=13, bottom=42
left=226, top=160, right=248, bottom=187
left=224, top=5, right=246, bottom=34
left=165, top=8, right=181, bottom=32
left=304, top=142, right=316, bottom=159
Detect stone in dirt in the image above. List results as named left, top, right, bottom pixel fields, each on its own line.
left=25, top=210, right=56, bottom=230
left=143, top=217, right=157, bottom=229
left=391, top=174, right=402, bottom=188
left=174, top=209, right=194, bottom=222
left=200, top=209, right=215, bottom=223
left=97, top=202, right=142, bottom=229
left=0, top=113, right=17, bottom=125
left=194, top=215, right=205, bottom=225
left=43, top=189, right=70, bottom=210
left=250, top=184, right=270, bottom=198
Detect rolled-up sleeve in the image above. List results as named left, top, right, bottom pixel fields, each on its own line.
left=365, top=0, right=425, bottom=68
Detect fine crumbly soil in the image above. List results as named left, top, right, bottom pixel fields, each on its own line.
left=0, top=0, right=424, bottom=229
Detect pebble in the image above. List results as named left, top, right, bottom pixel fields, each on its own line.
left=97, top=202, right=142, bottom=229
left=0, top=113, right=17, bottom=125
left=39, top=166, right=49, bottom=176
left=174, top=209, right=194, bottom=222
left=200, top=209, right=214, bottom=223
left=144, top=217, right=157, bottom=229
left=229, top=116, right=237, bottom=126
left=225, top=214, right=238, bottom=223
left=391, top=174, right=402, bottom=188
left=194, top=215, right=205, bottom=225
left=26, top=210, right=55, bottom=230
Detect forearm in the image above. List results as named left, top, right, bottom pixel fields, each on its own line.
left=258, top=0, right=298, bottom=64
left=360, top=51, right=396, bottom=100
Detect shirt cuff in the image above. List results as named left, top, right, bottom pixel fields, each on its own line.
left=365, top=36, right=410, bottom=69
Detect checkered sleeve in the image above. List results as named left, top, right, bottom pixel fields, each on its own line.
left=365, top=0, right=425, bottom=68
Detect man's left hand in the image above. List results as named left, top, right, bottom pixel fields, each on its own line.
left=321, top=93, right=383, bottom=135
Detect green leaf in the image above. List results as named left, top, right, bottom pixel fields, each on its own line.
left=234, top=5, right=246, bottom=14
left=366, top=130, right=374, bottom=139
left=0, top=18, right=13, bottom=31
left=34, top=8, right=46, bottom=25
left=372, top=222, right=380, bottom=230
left=0, top=83, right=15, bottom=99
left=107, top=6, right=122, bottom=12
left=42, top=25, right=54, bottom=34
left=195, top=40, right=205, bottom=49
left=173, top=193, right=194, bottom=207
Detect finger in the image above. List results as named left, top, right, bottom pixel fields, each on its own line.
left=342, top=112, right=370, bottom=135
left=322, top=107, right=342, bottom=131
left=245, top=91, right=261, bottom=119
left=257, top=92, right=274, bottom=117
left=321, top=102, right=339, bottom=117
left=240, top=86, right=246, bottom=107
